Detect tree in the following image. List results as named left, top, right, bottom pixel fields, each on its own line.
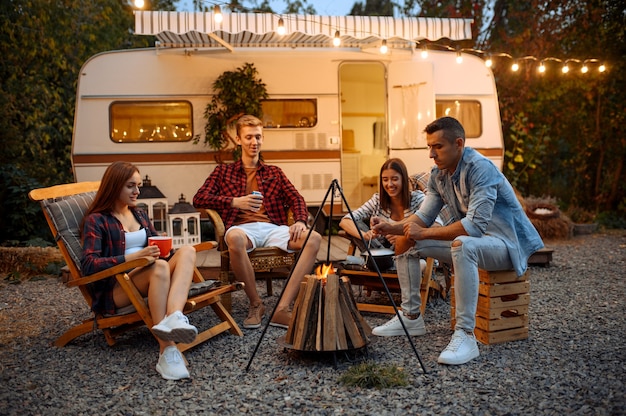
left=350, top=0, right=394, bottom=16
left=484, top=0, right=625, bottom=218
left=0, top=0, right=175, bottom=243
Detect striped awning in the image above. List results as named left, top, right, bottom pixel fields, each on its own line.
left=134, top=11, right=473, bottom=50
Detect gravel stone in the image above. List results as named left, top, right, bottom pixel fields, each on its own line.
left=0, top=231, right=625, bottom=415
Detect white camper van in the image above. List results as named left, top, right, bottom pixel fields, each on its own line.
left=72, top=12, right=503, bottom=223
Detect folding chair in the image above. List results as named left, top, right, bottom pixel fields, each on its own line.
left=29, top=181, right=244, bottom=352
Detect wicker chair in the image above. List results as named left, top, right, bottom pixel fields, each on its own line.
left=203, top=209, right=297, bottom=311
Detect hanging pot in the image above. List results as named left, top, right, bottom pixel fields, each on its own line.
left=362, top=248, right=395, bottom=271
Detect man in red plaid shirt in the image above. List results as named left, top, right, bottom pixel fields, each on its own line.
left=193, top=115, right=322, bottom=329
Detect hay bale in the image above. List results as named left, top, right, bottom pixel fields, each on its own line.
left=523, top=198, right=573, bottom=240
left=0, top=247, right=65, bottom=279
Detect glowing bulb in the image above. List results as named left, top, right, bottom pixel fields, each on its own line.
left=485, top=58, right=493, bottom=68
left=333, top=30, right=341, bottom=47
left=134, top=0, right=145, bottom=7
left=213, top=5, right=223, bottom=23
left=562, top=65, right=569, bottom=74
left=538, top=63, right=546, bottom=73
left=456, top=52, right=463, bottom=64
left=277, top=18, right=286, bottom=36
left=380, top=40, right=388, bottom=54
left=420, top=47, right=428, bottom=59
left=511, top=62, right=519, bottom=72
left=581, top=65, right=588, bottom=74
left=599, top=64, right=606, bottom=72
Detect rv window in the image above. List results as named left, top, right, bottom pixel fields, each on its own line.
left=435, top=100, right=482, bottom=138
left=261, top=99, right=317, bottom=128
left=110, top=101, right=193, bottom=143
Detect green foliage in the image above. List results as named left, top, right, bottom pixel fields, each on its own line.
left=503, top=113, right=549, bottom=193
left=0, top=0, right=156, bottom=244
left=0, top=165, right=48, bottom=243
left=339, top=361, right=408, bottom=389
left=200, top=63, right=269, bottom=159
left=486, top=0, right=625, bottom=216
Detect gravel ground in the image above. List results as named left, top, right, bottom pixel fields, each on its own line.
left=1, top=231, right=625, bottom=415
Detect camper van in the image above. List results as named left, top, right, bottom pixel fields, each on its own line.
left=72, top=12, right=503, bottom=224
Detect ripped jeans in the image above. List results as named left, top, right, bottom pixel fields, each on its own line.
left=399, top=235, right=513, bottom=331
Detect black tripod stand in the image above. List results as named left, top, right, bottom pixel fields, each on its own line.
left=246, top=179, right=427, bottom=374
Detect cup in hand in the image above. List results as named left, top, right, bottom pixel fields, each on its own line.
left=148, top=236, right=172, bottom=258
left=251, top=191, right=263, bottom=212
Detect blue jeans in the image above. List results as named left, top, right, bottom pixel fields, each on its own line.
left=409, top=235, right=513, bottom=331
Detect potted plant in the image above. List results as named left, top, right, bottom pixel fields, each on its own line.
left=197, top=62, right=269, bottom=162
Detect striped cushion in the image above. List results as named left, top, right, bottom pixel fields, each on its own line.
left=42, top=192, right=96, bottom=272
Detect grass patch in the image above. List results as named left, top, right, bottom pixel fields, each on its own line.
left=339, top=361, right=408, bottom=389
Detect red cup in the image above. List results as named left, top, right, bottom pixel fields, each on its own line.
left=148, top=236, right=172, bottom=258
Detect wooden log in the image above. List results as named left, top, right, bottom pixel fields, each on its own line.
left=285, top=281, right=307, bottom=345
left=340, top=277, right=372, bottom=336
left=323, top=275, right=340, bottom=351
left=303, top=281, right=321, bottom=351
left=293, top=276, right=320, bottom=350
left=338, top=278, right=366, bottom=349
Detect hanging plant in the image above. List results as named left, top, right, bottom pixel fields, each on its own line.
left=196, top=62, right=268, bottom=162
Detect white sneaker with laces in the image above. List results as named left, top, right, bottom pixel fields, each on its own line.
left=438, top=329, right=480, bottom=365
left=371, top=313, right=426, bottom=337
left=152, top=311, right=198, bottom=344
left=156, top=346, right=190, bottom=380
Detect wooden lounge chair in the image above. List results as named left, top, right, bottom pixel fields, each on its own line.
left=29, top=181, right=243, bottom=352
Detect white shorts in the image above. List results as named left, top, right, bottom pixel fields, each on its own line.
left=225, top=222, right=294, bottom=253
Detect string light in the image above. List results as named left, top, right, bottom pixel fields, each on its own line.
left=538, top=61, right=546, bottom=73
left=380, top=39, right=388, bottom=54
left=276, top=17, right=285, bottom=36
left=185, top=10, right=608, bottom=71
left=333, top=30, right=341, bottom=47
left=133, top=0, right=144, bottom=7
left=213, top=5, right=223, bottom=23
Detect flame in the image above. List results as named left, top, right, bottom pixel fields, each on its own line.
left=315, top=263, right=333, bottom=278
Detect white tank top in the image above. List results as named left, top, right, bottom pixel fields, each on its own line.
left=124, top=228, right=147, bottom=255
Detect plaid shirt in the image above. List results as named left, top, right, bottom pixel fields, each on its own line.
left=193, top=160, right=308, bottom=229
left=81, top=207, right=156, bottom=315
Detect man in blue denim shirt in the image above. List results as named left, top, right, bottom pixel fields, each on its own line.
left=372, top=117, right=543, bottom=365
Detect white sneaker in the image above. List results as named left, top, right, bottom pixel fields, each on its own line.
left=152, top=311, right=198, bottom=344
left=156, top=346, right=190, bottom=380
left=438, top=329, right=480, bottom=365
left=371, top=313, right=426, bottom=337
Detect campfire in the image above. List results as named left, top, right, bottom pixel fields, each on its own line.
left=284, top=263, right=372, bottom=352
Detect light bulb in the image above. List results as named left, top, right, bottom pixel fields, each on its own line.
left=277, top=18, right=286, bottom=36
left=420, top=47, right=428, bottom=59
left=213, top=5, right=223, bottom=23
left=380, top=40, right=388, bottom=54
left=456, top=52, right=463, bottom=64
left=581, top=65, right=588, bottom=74
left=511, top=62, right=519, bottom=71
left=333, top=30, right=341, bottom=47
left=562, top=65, right=569, bottom=74
left=538, top=63, right=546, bottom=73
left=599, top=64, right=606, bottom=72
left=134, top=0, right=145, bottom=7
left=485, top=58, right=493, bottom=68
